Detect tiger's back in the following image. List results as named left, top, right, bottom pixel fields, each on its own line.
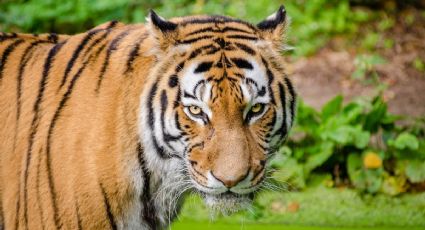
left=0, top=21, right=157, bottom=229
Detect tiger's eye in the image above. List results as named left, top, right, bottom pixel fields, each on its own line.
left=189, top=105, right=202, bottom=115
left=251, top=103, right=263, bottom=113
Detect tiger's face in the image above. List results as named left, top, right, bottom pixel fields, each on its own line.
left=140, top=6, right=295, bottom=213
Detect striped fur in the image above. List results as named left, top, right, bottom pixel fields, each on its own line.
left=0, top=6, right=295, bottom=229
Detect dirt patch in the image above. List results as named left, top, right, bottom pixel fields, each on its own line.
left=288, top=8, right=425, bottom=117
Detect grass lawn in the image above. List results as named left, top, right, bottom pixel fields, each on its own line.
left=171, top=186, right=425, bottom=229
left=172, top=222, right=424, bottom=230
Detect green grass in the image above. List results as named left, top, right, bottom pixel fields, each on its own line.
left=172, top=222, right=424, bottom=230
left=172, top=186, right=425, bottom=228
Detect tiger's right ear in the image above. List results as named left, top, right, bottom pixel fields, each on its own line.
left=256, top=5, right=288, bottom=50
left=147, top=10, right=178, bottom=51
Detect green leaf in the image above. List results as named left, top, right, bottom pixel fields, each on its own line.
left=365, top=169, right=383, bottom=193
left=352, top=129, right=370, bottom=149
left=341, top=102, right=363, bottom=123
left=364, top=96, right=387, bottom=133
left=321, top=95, right=343, bottom=121
left=347, top=153, right=366, bottom=190
left=391, top=132, right=419, bottom=150
left=405, top=160, right=425, bottom=183
left=304, top=142, right=334, bottom=176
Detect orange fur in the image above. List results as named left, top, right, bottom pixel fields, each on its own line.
left=0, top=7, right=295, bottom=229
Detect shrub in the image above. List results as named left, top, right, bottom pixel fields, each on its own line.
left=272, top=95, right=425, bottom=195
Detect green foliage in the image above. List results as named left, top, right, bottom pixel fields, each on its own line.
left=413, top=58, right=425, bottom=72
left=273, top=95, right=425, bottom=195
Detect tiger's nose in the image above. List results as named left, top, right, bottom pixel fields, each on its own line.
left=211, top=170, right=250, bottom=188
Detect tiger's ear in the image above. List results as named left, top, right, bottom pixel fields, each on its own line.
left=147, top=10, right=178, bottom=51
left=257, top=5, right=287, bottom=48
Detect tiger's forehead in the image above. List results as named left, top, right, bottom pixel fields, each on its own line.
left=170, top=15, right=259, bottom=38
left=163, top=16, right=273, bottom=109
left=179, top=52, right=270, bottom=107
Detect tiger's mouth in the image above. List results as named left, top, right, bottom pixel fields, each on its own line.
left=200, top=191, right=254, bottom=215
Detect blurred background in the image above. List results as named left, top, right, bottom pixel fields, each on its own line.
left=1, top=0, right=424, bottom=229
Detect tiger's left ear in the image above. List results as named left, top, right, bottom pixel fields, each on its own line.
left=147, top=10, right=178, bottom=51
left=257, top=5, right=287, bottom=48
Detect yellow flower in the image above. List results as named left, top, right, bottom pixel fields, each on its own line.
left=363, top=152, right=383, bottom=169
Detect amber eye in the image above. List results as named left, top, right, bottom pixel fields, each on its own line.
left=251, top=103, right=263, bottom=114
left=188, top=105, right=202, bottom=116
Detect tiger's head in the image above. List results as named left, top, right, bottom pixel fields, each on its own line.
left=139, top=5, right=295, bottom=214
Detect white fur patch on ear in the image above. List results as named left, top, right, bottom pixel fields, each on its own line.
left=266, top=11, right=279, bottom=21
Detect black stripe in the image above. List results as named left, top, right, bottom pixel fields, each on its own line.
left=194, top=62, right=213, bottom=73
left=186, top=26, right=253, bottom=36
left=226, top=35, right=258, bottom=41
left=125, top=32, right=149, bottom=74
left=48, top=33, right=59, bottom=43
left=284, top=77, right=296, bottom=126
left=76, top=198, right=83, bottom=230
left=22, top=42, right=65, bottom=229
left=14, top=41, right=48, bottom=153
left=175, top=61, right=185, bottom=73
left=168, top=75, right=179, bottom=88
left=267, top=69, right=275, bottom=104
left=193, top=80, right=205, bottom=96
left=222, top=26, right=253, bottom=34
left=174, top=87, right=181, bottom=108
left=261, top=57, right=276, bottom=104
left=160, top=90, right=180, bottom=151
left=276, top=83, right=288, bottom=137
left=206, top=46, right=220, bottom=55
left=178, top=35, right=213, bottom=44
left=188, top=45, right=215, bottom=60
left=0, top=39, right=24, bottom=84
left=234, top=42, right=256, bottom=55
left=266, top=110, right=277, bottom=130
left=147, top=82, right=158, bottom=130
left=183, top=91, right=197, bottom=99
left=0, top=32, right=17, bottom=42
left=147, top=83, right=170, bottom=158
left=214, top=38, right=227, bottom=48
left=96, top=30, right=131, bottom=92
left=231, top=58, right=253, bottom=70
left=59, top=29, right=103, bottom=89
left=258, top=86, right=266, bottom=96
left=160, top=90, right=168, bottom=120
left=99, top=183, right=117, bottom=230
left=137, top=144, right=157, bottom=229
left=180, top=16, right=257, bottom=31
left=245, top=78, right=258, bottom=87
left=174, top=113, right=181, bottom=130
left=14, top=195, right=20, bottom=230
left=16, top=41, right=48, bottom=130
left=36, top=148, right=46, bottom=230
left=185, top=27, right=214, bottom=36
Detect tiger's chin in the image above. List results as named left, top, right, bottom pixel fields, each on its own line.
left=201, top=192, right=253, bottom=216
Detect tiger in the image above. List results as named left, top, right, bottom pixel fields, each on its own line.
left=0, top=5, right=296, bottom=230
